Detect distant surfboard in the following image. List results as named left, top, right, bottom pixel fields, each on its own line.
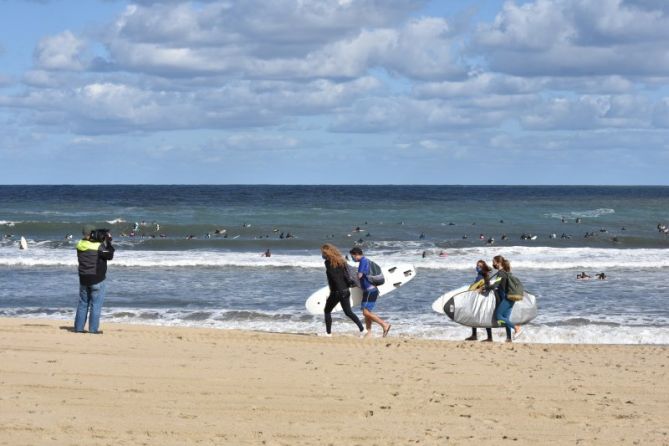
left=305, top=263, right=416, bottom=315
left=19, top=236, right=28, bottom=250
left=433, top=282, right=537, bottom=328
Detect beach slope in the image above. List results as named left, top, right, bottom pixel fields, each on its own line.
left=0, top=318, right=667, bottom=445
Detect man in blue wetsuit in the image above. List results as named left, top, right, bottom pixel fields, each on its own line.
left=349, top=247, right=391, bottom=338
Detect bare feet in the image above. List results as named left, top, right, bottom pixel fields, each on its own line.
left=382, top=324, right=392, bottom=338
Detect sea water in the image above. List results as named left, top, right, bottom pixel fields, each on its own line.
left=1, top=185, right=668, bottom=344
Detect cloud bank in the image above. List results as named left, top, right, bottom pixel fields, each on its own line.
left=1, top=0, right=668, bottom=184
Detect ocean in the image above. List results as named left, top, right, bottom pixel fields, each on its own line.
left=1, top=185, right=668, bottom=344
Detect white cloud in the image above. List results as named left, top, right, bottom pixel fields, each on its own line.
left=473, top=0, right=669, bottom=77
left=34, top=30, right=88, bottom=71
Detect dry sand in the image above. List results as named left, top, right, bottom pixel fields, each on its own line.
left=0, top=318, right=667, bottom=445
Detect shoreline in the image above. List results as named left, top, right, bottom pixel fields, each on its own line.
left=1, top=314, right=668, bottom=346
left=1, top=317, right=668, bottom=445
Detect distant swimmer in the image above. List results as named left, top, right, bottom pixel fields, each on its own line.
left=159, top=233, right=167, bottom=238
left=596, top=272, right=607, bottom=280
left=154, top=223, right=160, bottom=231
left=186, top=234, right=195, bottom=240
left=65, top=234, right=73, bottom=240
left=366, top=233, right=371, bottom=237
left=439, top=251, right=448, bottom=258
left=479, top=234, right=485, bottom=240
left=486, top=237, right=495, bottom=245
left=576, top=272, right=591, bottom=280
left=599, top=228, right=608, bottom=233
left=560, top=233, right=571, bottom=239
left=422, top=251, right=427, bottom=258
left=621, top=227, right=626, bottom=231
left=501, top=234, right=509, bottom=241
left=448, top=222, right=455, bottom=226
left=499, top=220, right=504, bottom=224
left=279, top=232, right=285, bottom=239
left=262, top=249, right=271, bottom=258
left=419, top=233, right=425, bottom=240
left=611, top=236, right=620, bottom=243
left=561, top=217, right=566, bottom=223
left=575, top=218, right=582, bottom=224
left=133, top=222, right=139, bottom=231
left=214, top=229, right=227, bottom=235
left=205, top=233, right=211, bottom=239
left=549, top=233, right=557, bottom=239
left=462, top=234, right=469, bottom=240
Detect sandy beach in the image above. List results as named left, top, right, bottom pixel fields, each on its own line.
left=0, top=318, right=667, bottom=445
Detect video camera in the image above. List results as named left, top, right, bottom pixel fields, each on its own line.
left=90, top=228, right=112, bottom=243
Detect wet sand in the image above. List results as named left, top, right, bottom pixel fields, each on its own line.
left=0, top=318, right=667, bottom=445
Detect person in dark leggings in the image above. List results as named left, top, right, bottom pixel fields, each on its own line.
left=321, top=243, right=364, bottom=337
left=490, top=255, right=522, bottom=342
left=465, top=259, right=493, bottom=342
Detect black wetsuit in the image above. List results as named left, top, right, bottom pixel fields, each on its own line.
left=324, top=260, right=363, bottom=334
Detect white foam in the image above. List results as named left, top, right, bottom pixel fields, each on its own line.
left=4, top=309, right=668, bottom=345
left=546, top=208, right=615, bottom=219
left=0, top=221, right=16, bottom=227
left=1, top=245, right=668, bottom=270
left=106, top=218, right=126, bottom=224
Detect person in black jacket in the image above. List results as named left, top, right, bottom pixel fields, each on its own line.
left=321, top=243, right=364, bottom=337
left=74, top=225, right=115, bottom=334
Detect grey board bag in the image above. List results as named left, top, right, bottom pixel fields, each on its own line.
left=366, top=259, right=385, bottom=286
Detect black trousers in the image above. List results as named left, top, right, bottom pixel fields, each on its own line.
left=324, top=290, right=363, bottom=334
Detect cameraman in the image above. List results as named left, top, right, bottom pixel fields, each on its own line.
left=74, top=225, right=115, bottom=334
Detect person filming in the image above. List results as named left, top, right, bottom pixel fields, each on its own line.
left=74, top=225, right=115, bottom=334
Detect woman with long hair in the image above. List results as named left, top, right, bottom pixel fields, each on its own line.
left=492, top=255, right=522, bottom=342
left=321, top=243, right=364, bottom=336
left=465, top=259, right=493, bottom=342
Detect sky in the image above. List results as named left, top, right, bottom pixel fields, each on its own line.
left=0, top=0, right=668, bottom=185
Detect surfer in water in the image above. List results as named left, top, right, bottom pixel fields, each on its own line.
left=489, top=255, right=522, bottom=342
left=465, top=260, right=493, bottom=342
left=320, top=244, right=365, bottom=337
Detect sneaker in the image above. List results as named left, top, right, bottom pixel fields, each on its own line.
left=359, top=329, right=368, bottom=338
left=319, top=332, right=332, bottom=337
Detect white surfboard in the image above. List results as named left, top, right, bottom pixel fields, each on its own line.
left=305, top=263, right=416, bottom=315
left=433, top=280, right=538, bottom=328
left=19, top=236, right=28, bottom=250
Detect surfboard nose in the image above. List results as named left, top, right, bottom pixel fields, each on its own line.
left=443, top=297, right=455, bottom=320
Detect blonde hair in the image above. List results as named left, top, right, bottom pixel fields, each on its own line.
left=493, top=255, right=511, bottom=272
left=321, top=243, right=347, bottom=269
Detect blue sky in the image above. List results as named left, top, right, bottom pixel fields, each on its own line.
left=0, top=0, right=668, bottom=185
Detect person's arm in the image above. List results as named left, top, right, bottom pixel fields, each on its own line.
left=99, top=241, right=115, bottom=261
left=325, top=262, right=336, bottom=291
left=357, top=257, right=368, bottom=280
left=496, top=271, right=508, bottom=295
